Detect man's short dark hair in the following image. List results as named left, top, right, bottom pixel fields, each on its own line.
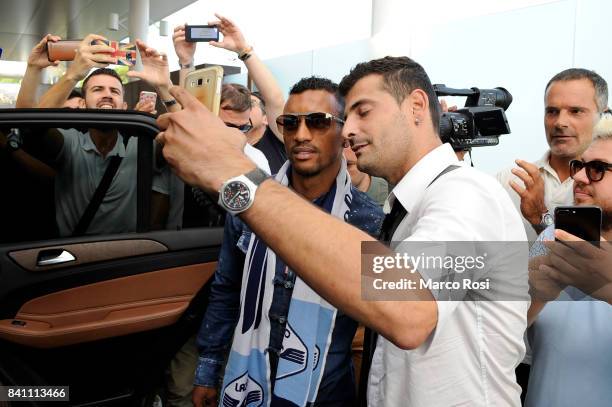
left=289, top=76, right=344, bottom=116
left=82, top=68, right=124, bottom=97
left=221, top=83, right=252, bottom=113
left=339, top=56, right=441, bottom=134
left=251, top=91, right=266, bottom=113
left=68, top=89, right=82, bottom=100
left=545, top=68, right=608, bottom=113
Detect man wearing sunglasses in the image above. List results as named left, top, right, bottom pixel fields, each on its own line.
left=157, top=56, right=528, bottom=407
left=497, top=68, right=608, bottom=241
left=524, top=114, right=612, bottom=406
left=192, top=77, right=383, bottom=407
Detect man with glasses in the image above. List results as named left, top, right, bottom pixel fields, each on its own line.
left=525, top=113, right=612, bottom=406
left=217, top=83, right=270, bottom=172
left=192, top=76, right=383, bottom=407
left=497, top=68, right=608, bottom=241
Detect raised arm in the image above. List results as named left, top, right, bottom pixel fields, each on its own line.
left=127, top=40, right=180, bottom=113
left=209, top=14, right=285, bottom=141
left=38, top=34, right=116, bottom=108
left=16, top=34, right=61, bottom=108
left=157, top=87, right=437, bottom=350
left=172, top=24, right=197, bottom=89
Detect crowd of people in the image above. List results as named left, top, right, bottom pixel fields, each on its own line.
left=2, top=13, right=611, bottom=407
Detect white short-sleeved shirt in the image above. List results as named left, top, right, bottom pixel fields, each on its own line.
left=496, top=151, right=574, bottom=241
left=55, top=129, right=166, bottom=236
left=368, top=143, right=529, bottom=407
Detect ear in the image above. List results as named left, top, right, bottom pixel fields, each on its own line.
left=122, top=101, right=128, bottom=110
left=262, top=113, right=268, bottom=126
left=78, top=99, right=86, bottom=109
left=403, top=88, right=429, bottom=124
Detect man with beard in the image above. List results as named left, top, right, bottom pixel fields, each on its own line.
left=191, top=76, right=383, bottom=407
left=497, top=69, right=608, bottom=241
left=37, top=35, right=173, bottom=235
left=525, top=114, right=612, bottom=406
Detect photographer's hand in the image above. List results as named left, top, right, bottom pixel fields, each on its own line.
left=66, top=34, right=116, bottom=82
left=128, top=40, right=171, bottom=88
left=509, top=159, right=547, bottom=226
left=28, top=34, right=62, bottom=69
left=16, top=34, right=62, bottom=108
left=172, top=24, right=196, bottom=67
left=208, top=13, right=248, bottom=53
left=39, top=34, right=115, bottom=109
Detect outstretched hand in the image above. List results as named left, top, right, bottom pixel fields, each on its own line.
left=208, top=13, right=249, bottom=53
left=28, top=34, right=62, bottom=69
left=127, top=39, right=171, bottom=89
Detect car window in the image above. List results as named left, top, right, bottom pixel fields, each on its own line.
left=0, top=124, right=172, bottom=244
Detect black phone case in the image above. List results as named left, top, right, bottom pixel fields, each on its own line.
left=554, top=205, right=602, bottom=244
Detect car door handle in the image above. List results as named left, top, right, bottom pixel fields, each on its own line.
left=37, top=249, right=76, bottom=266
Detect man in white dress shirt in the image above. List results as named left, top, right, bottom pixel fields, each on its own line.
left=496, top=68, right=608, bottom=241
left=155, top=56, right=529, bottom=406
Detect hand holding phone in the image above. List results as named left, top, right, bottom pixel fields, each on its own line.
left=136, top=91, right=158, bottom=114
left=91, top=40, right=136, bottom=66
left=184, top=66, right=224, bottom=115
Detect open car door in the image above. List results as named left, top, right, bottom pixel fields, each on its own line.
left=0, top=109, right=224, bottom=406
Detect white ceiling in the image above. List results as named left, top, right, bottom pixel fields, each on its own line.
left=0, top=0, right=197, bottom=62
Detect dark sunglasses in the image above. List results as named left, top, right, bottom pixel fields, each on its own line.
left=570, top=159, right=612, bottom=182
left=276, top=112, right=344, bottom=134
left=225, top=119, right=253, bottom=134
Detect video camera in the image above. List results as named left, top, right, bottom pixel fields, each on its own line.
left=434, top=84, right=513, bottom=150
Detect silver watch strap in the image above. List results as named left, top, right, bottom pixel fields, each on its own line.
left=244, top=167, right=270, bottom=186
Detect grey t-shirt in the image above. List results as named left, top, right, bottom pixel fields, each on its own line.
left=54, top=129, right=166, bottom=236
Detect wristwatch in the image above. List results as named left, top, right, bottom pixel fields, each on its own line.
left=179, top=60, right=194, bottom=69
left=6, top=129, right=23, bottom=153
left=533, top=210, right=554, bottom=234
left=218, top=168, right=270, bottom=215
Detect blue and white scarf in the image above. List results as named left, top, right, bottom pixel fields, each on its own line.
left=221, top=159, right=353, bottom=407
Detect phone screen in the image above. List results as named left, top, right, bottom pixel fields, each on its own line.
left=192, top=27, right=217, bottom=38
left=186, top=25, right=219, bottom=42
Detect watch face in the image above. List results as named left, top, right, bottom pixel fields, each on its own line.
left=543, top=213, right=554, bottom=226
left=221, top=180, right=252, bottom=211
left=8, top=140, right=19, bottom=150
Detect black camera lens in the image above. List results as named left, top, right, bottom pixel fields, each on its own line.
left=480, top=87, right=513, bottom=110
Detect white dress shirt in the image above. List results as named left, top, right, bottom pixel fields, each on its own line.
left=368, top=143, right=529, bottom=407
left=496, top=151, right=574, bottom=241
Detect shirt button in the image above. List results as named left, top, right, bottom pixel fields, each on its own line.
left=278, top=316, right=286, bottom=324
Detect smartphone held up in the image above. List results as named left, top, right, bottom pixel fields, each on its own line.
left=185, top=25, right=220, bottom=42
left=184, top=66, right=224, bottom=115
left=554, top=206, right=602, bottom=246
left=47, top=39, right=137, bottom=66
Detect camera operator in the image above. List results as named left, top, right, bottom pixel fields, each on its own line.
left=496, top=69, right=608, bottom=241
left=156, top=55, right=529, bottom=406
